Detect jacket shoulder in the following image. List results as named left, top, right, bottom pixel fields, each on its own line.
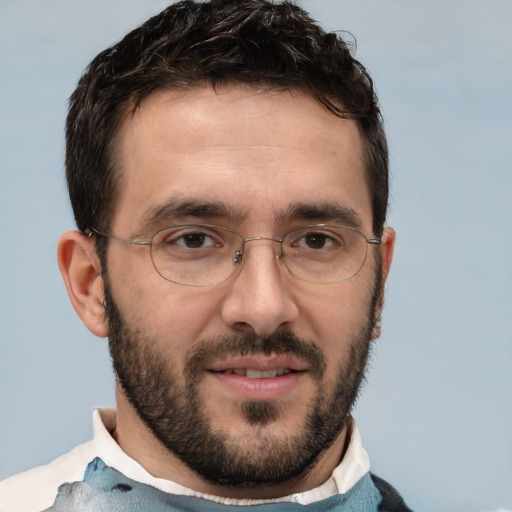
left=370, top=473, right=413, bottom=512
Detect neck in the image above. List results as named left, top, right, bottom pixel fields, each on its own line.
left=113, top=385, right=350, bottom=499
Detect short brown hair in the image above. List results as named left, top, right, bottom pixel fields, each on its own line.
left=66, top=0, right=388, bottom=247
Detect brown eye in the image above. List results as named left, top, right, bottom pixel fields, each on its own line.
left=180, top=233, right=209, bottom=248
left=160, top=230, right=221, bottom=250
left=292, top=231, right=341, bottom=251
left=302, top=233, right=332, bottom=249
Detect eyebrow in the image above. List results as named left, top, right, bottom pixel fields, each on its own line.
left=136, top=198, right=364, bottom=236
left=280, top=202, right=365, bottom=230
left=138, top=198, right=246, bottom=233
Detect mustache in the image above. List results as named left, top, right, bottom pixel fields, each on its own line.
left=184, top=331, right=326, bottom=382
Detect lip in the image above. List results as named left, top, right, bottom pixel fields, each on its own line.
left=207, top=354, right=309, bottom=373
left=205, top=354, right=308, bottom=401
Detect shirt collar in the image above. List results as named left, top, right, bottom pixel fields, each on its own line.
left=92, top=408, right=370, bottom=505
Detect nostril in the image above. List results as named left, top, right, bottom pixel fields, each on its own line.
left=231, top=321, right=256, bottom=333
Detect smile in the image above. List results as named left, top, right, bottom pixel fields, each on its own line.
left=215, top=368, right=295, bottom=378
left=206, top=361, right=305, bottom=401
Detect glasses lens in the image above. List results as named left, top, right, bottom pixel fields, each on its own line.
left=282, top=226, right=369, bottom=283
left=150, top=225, right=243, bottom=286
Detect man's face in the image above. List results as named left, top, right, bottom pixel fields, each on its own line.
left=104, top=86, right=387, bottom=488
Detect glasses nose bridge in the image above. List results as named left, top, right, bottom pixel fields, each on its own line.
left=233, top=235, right=283, bottom=265
left=243, top=235, right=283, bottom=245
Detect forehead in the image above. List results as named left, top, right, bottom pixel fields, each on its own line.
left=112, top=85, right=371, bottom=234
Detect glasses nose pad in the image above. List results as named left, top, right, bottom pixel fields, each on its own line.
left=233, top=250, right=244, bottom=265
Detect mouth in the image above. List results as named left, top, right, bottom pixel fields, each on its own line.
left=207, top=354, right=307, bottom=375
left=212, top=368, right=297, bottom=378
left=204, top=354, right=307, bottom=400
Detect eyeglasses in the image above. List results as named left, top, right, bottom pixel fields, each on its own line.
left=87, top=224, right=381, bottom=286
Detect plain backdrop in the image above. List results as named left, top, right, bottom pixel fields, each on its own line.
left=0, top=1, right=511, bottom=511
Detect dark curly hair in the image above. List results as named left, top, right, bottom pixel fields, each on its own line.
left=66, top=0, right=388, bottom=252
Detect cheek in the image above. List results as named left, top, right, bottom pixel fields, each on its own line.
left=294, top=277, right=376, bottom=358
left=108, top=250, right=225, bottom=344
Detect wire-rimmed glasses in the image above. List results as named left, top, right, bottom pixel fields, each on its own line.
left=87, top=223, right=381, bottom=286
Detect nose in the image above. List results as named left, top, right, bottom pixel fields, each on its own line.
left=220, top=241, right=300, bottom=336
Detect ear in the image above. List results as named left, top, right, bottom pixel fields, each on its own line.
left=379, top=226, right=396, bottom=284
left=57, top=230, right=108, bottom=338
left=371, top=226, right=396, bottom=341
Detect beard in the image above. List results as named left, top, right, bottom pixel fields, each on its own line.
left=103, top=272, right=382, bottom=489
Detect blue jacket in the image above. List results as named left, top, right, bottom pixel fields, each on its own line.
left=43, top=458, right=412, bottom=512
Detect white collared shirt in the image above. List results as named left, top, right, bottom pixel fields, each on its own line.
left=0, top=408, right=371, bottom=512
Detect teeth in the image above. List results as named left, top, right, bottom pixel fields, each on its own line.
left=247, top=369, right=277, bottom=379
left=222, top=368, right=291, bottom=378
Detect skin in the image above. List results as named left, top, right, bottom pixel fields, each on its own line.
left=58, top=85, right=395, bottom=499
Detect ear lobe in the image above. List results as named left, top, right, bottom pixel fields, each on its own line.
left=57, top=230, right=108, bottom=338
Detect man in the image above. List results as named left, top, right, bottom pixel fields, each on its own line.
left=0, top=0, right=411, bottom=510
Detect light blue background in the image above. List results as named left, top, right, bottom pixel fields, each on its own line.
left=0, top=1, right=511, bottom=511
